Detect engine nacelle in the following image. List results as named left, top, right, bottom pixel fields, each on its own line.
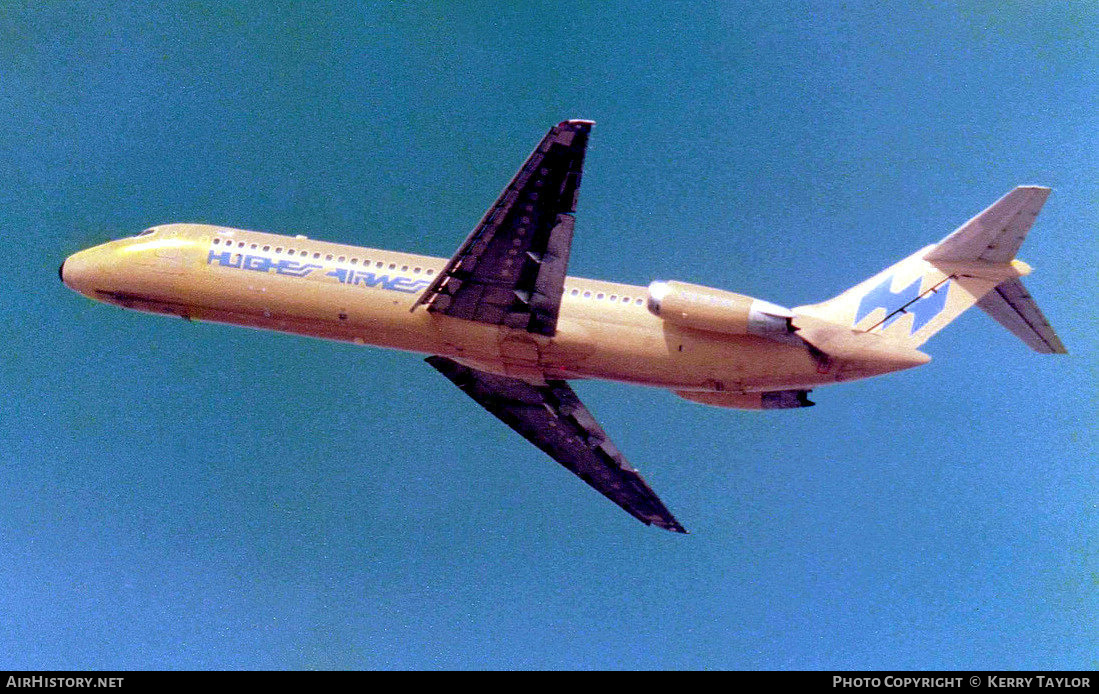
left=676, top=389, right=814, bottom=410
left=647, top=280, right=793, bottom=336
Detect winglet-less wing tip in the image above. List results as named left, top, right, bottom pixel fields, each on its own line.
left=656, top=518, right=689, bottom=534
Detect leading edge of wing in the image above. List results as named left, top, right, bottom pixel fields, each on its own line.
left=426, top=356, right=687, bottom=534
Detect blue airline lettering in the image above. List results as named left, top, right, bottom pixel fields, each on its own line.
left=325, top=268, right=348, bottom=283
left=389, top=276, right=431, bottom=293
left=327, top=268, right=430, bottom=293
left=210, top=246, right=428, bottom=294
left=242, top=255, right=272, bottom=272
left=275, top=259, right=322, bottom=277
left=207, top=250, right=242, bottom=268
left=855, top=275, right=951, bottom=334
left=352, top=271, right=392, bottom=288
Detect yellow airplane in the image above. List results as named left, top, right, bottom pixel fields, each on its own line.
left=60, top=120, right=1065, bottom=533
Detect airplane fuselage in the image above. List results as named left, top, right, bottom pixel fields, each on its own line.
left=61, top=223, right=854, bottom=396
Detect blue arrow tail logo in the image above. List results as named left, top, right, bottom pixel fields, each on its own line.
left=855, top=275, right=951, bottom=334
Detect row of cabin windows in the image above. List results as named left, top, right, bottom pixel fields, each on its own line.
left=567, top=287, right=644, bottom=306
left=211, top=236, right=435, bottom=275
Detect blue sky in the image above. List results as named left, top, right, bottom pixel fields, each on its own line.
left=2, top=2, right=1096, bottom=669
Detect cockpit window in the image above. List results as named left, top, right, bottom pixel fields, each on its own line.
left=136, top=228, right=156, bottom=237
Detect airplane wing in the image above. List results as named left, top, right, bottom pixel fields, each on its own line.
left=426, top=356, right=687, bottom=533
left=411, top=120, right=593, bottom=336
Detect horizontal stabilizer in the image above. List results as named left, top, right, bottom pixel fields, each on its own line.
left=976, top=278, right=1067, bottom=354
left=925, top=186, right=1050, bottom=263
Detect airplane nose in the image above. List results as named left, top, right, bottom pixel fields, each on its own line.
left=59, top=249, right=98, bottom=295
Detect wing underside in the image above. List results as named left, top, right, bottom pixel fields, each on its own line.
left=411, top=120, right=592, bottom=336
left=426, top=356, right=686, bottom=533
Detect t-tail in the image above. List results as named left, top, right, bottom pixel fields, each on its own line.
left=794, top=186, right=1067, bottom=365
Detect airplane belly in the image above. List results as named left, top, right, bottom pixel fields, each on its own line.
left=559, top=317, right=827, bottom=392
left=545, top=317, right=706, bottom=388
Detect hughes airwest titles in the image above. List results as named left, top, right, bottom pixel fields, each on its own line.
left=61, top=120, right=1066, bottom=533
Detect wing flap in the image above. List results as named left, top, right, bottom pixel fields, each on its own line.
left=976, top=277, right=1067, bottom=354
left=426, top=356, right=686, bottom=533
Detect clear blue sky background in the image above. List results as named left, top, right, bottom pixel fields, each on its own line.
left=2, top=2, right=1095, bottom=670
